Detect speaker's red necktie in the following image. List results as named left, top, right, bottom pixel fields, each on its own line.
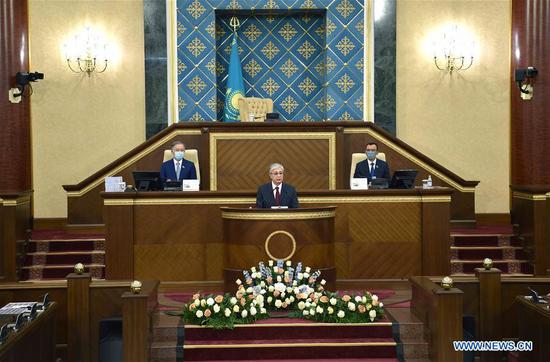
left=274, top=186, right=281, bottom=206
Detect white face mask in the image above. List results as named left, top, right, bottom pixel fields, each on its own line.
left=174, top=151, right=185, bottom=161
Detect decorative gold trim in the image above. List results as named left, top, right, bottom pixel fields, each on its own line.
left=301, top=196, right=423, bottom=203
left=512, top=192, right=547, bottom=201
left=104, top=198, right=255, bottom=206
left=343, top=128, right=475, bottom=193
left=0, top=195, right=31, bottom=206
left=209, top=132, right=336, bottom=191
left=183, top=321, right=393, bottom=328
left=184, top=341, right=396, bottom=349
left=222, top=210, right=336, bottom=220
left=66, top=129, right=202, bottom=197
left=421, top=195, right=452, bottom=203
left=265, top=230, right=296, bottom=261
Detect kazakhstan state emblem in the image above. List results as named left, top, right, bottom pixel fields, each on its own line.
left=225, top=88, right=244, bottom=121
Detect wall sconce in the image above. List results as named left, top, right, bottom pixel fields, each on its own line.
left=515, top=66, right=538, bottom=100
left=64, top=27, right=109, bottom=76
left=433, top=24, right=475, bottom=73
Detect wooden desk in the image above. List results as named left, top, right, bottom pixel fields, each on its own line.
left=103, top=187, right=452, bottom=281
left=0, top=302, right=57, bottom=362
left=515, top=295, right=550, bottom=361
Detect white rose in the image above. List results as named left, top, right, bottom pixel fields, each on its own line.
left=250, top=306, right=257, bottom=316
left=316, top=306, right=323, bottom=314
left=303, top=273, right=310, bottom=278
left=321, top=279, right=326, bottom=285
left=305, top=301, right=311, bottom=308
left=305, top=267, right=311, bottom=273
left=236, top=279, right=242, bottom=285
left=337, top=310, right=345, bottom=318
left=233, top=305, right=240, bottom=313
left=200, top=299, right=206, bottom=307
left=246, top=287, right=253, bottom=294
left=224, top=308, right=231, bottom=317
left=311, top=302, right=317, bottom=307
left=330, top=298, right=337, bottom=305
left=267, top=296, right=273, bottom=303
left=230, top=297, right=237, bottom=305
left=372, top=295, right=379, bottom=302
left=274, top=283, right=286, bottom=292
left=303, top=310, right=309, bottom=316
left=355, top=296, right=362, bottom=303
left=256, top=295, right=264, bottom=304
left=328, top=306, right=334, bottom=314
left=289, top=296, right=295, bottom=303
left=196, top=310, right=204, bottom=318
left=286, top=287, right=293, bottom=293
left=379, top=302, right=384, bottom=308
left=285, top=298, right=290, bottom=305
left=369, top=309, right=377, bottom=321
left=273, top=266, right=279, bottom=273
left=268, top=260, right=274, bottom=266
left=275, top=299, right=282, bottom=308
left=251, top=267, right=256, bottom=272
left=281, top=292, right=286, bottom=298
left=348, top=302, right=356, bottom=311
left=298, top=301, right=306, bottom=310
left=362, top=296, right=367, bottom=303
left=194, top=299, right=200, bottom=307
left=268, top=286, right=275, bottom=292
left=213, top=304, right=220, bottom=313
left=277, top=276, right=282, bottom=282
left=286, top=260, right=291, bottom=266
left=260, top=308, right=266, bottom=314
left=293, top=280, right=298, bottom=286
left=310, top=308, right=316, bottom=316
left=298, top=273, right=304, bottom=280
left=241, top=310, right=248, bottom=318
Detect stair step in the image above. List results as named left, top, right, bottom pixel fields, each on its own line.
left=24, top=251, right=105, bottom=266
left=451, top=247, right=527, bottom=260
left=20, top=263, right=105, bottom=280
left=26, top=239, right=104, bottom=252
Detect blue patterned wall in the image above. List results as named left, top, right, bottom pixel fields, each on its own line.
left=176, top=0, right=364, bottom=122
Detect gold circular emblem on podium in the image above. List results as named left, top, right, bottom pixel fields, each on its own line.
left=264, top=230, right=296, bottom=261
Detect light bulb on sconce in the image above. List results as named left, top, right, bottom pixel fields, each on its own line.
left=63, top=27, right=109, bottom=76
left=432, top=24, right=475, bottom=73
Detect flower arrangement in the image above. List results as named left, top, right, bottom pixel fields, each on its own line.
left=176, top=260, right=384, bottom=329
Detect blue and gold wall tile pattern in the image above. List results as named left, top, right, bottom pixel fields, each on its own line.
left=176, top=0, right=365, bottom=122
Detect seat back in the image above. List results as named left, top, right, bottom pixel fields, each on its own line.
left=238, top=97, right=274, bottom=122
left=163, top=149, right=200, bottom=182
left=350, top=152, right=386, bottom=181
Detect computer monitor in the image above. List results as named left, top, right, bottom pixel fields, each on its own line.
left=132, top=171, right=162, bottom=191
left=390, top=169, right=418, bottom=189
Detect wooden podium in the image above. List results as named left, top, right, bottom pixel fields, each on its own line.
left=221, top=206, right=336, bottom=292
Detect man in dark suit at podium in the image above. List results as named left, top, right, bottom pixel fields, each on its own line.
left=353, top=142, right=390, bottom=181
left=160, top=141, right=197, bottom=181
left=256, top=163, right=299, bottom=208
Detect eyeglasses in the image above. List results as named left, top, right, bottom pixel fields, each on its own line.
left=270, top=172, right=284, bottom=176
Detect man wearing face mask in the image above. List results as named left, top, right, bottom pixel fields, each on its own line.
left=353, top=142, right=390, bottom=181
left=256, top=163, right=299, bottom=208
left=160, top=141, right=197, bottom=181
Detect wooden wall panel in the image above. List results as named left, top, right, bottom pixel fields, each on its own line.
left=511, top=0, right=550, bottom=185
left=215, top=138, right=330, bottom=190
left=0, top=0, right=31, bottom=192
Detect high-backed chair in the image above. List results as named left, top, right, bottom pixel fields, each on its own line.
left=238, top=97, right=273, bottom=122
left=349, top=152, right=386, bottom=181
left=163, top=149, right=200, bottom=183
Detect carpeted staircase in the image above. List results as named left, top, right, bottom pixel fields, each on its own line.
left=20, top=230, right=105, bottom=280
left=154, top=290, right=428, bottom=362
left=450, top=225, right=533, bottom=276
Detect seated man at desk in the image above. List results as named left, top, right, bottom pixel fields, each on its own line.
left=256, top=163, right=299, bottom=208
left=160, top=141, right=197, bottom=181
left=353, top=142, right=390, bottom=181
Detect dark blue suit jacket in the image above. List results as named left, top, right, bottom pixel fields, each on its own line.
left=256, top=183, right=299, bottom=208
left=160, top=159, right=197, bottom=181
left=353, top=159, right=390, bottom=181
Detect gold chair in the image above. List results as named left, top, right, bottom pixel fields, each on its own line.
left=349, top=152, right=386, bottom=181
left=238, top=97, right=274, bottom=122
left=163, top=149, right=200, bottom=183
